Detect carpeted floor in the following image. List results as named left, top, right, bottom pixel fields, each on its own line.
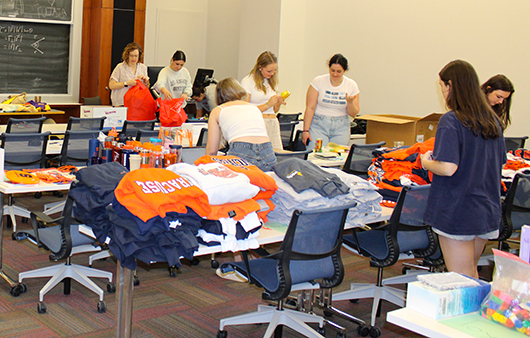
left=0, top=192, right=493, bottom=337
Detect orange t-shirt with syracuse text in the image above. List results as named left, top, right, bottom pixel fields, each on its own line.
left=114, top=168, right=211, bottom=222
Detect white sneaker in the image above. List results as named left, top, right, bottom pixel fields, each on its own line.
left=216, top=267, right=248, bottom=283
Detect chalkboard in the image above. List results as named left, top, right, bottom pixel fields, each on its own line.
left=0, top=20, right=70, bottom=94
left=0, top=0, right=72, bottom=22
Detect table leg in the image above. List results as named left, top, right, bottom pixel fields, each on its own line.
left=116, top=260, right=134, bottom=338
left=0, top=192, right=17, bottom=289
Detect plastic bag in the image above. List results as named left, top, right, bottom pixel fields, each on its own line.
left=480, top=249, right=530, bottom=334
left=124, top=79, right=157, bottom=121
left=2, top=92, right=27, bottom=104
left=157, top=97, right=187, bottom=127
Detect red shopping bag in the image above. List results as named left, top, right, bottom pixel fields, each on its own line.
left=157, top=97, right=187, bottom=127
left=123, top=79, right=157, bottom=121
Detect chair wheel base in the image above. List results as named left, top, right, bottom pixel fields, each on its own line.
left=133, top=276, right=140, bottom=286
left=168, top=266, right=178, bottom=277
left=10, top=283, right=27, bottom=297
left=369, top=326, right=381, bottom=337
left=38, top=302, right=47, bottom=314
left=107, top=283, right=116, bottom=294
left=358, top=324, right=370, bottom=337
left=217, top=330, right=227, bottom=338
left=211, top=259, right=219, bottom=269
left=97, top=301, right=107, bottom=313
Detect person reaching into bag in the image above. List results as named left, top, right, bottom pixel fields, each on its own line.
left=152, top=50, right=192, bottom=101
left=108, top=42, right=149, bottom=106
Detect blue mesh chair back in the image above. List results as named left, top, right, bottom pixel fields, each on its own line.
left=121, top=120, right=157, bottom=138
left=6, top=117, right=46, bottom=134
left=342, top=141, right=386, bottom=178
left=276, top=112, right=301, bottom=123
left=221, top=202, right=355, bottom=301
left=136, top=129, right=161, bottom=143
left=60, top=131, right=97, bottom=166
left=1, top=132, right=50, bottom=169
left=279, top=121, right=298, bottom=149
left=196, top=128, right=208, bottom=146
left=505, top=136, right=528, bottom=152
left=504, top=173, right=530, bottom=234
left=343, top=184, right=437, bottom=268
left=181, top=146, right=206, bottom=164
left=67, top=117, right=106, bottom=131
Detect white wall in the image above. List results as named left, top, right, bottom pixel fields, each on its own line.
left=278, top=0, right=530, bottom=137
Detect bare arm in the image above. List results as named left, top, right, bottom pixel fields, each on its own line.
left=108, top=78, right=137, bottom=90
left=302, top=85, right=319, bottom=145
left=206, top=107, right=222, bottom=155
left=420, top=151, right=458, bottom=176
left=345, top=93, right=360, bottom=118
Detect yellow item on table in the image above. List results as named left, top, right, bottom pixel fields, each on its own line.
left=281, top=90, right=290, bottom=99
left=5, top=171, right=39, bottom=184
left=327, top=142, right=350, bottom=153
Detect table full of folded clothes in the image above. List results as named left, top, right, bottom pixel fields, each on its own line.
left=69, top=157, right=383, bottom=270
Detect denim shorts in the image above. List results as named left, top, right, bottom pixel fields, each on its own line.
left=433, top=228, right=499, bottom=241
left=308, top=114, right=350, bottom=150
left=227, top=141, right=277, bottom=172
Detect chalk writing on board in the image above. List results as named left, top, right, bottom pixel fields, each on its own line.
left=0, top=20, right=69, bottom=94
left=0, top=0, right=72, bottom=22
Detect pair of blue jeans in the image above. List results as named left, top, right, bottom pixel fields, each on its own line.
left=227, top=141, right=277, bottom=172
left=308, top=114, right=350, bottom=150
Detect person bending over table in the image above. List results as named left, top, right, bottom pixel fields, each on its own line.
left=152, top=50, right=192, bottom=101
left=206, top=77, right=277, bottom=172
left=302, top=53, right=360, bottom=150
left=241, top=51, right=285, bottom=150
left=108, top=42, right=149, bottom=106
left=420, top=60, right=506, bottom=279
left=481, top=74, right=514, bottom=130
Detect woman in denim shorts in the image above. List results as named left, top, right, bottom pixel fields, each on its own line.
left=206, top=77, right=277, bottom=172
left=302, top=53, right=360, bottom=150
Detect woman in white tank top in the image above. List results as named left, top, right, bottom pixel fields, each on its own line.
left=206, top=78, right=277, bottom=171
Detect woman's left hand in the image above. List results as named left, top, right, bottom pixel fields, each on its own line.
left=345, top=93, right=359, bottom=105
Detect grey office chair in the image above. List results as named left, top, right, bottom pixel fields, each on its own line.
left=136, top=129, right=161, bottom=143
left=13, top=193, right=114, bottom=313
left=66, top=116, right=106, bottom=131
left=121, top=119, right=157, bottom=138
left=277, top=112, right=302, bottom=123
left=6, top=117, right=46, bottom=134
left=217, top=202, right=357, bottom=338
left=1, top=132, right=51, bottom=232
left=196, top=128, right=208, bottom=146
left=342, top=141, right=386, bottom=179
left=59, top=130, right=98, bottom=167
left=181, top=146, right=207, bottom=164
left=331, top=185, right=438, bottom=337
left=279, top=121, right=299, bottom=149
left=505, top=136, right=528, bottom=151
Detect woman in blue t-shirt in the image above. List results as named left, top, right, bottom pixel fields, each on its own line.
left=420, top=60, right=506, bottom=279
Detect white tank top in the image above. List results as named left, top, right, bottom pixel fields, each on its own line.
left=218, top=104, right=269, bottom=143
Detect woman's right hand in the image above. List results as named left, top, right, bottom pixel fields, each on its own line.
left=161, top=88, right=173, bottom=100
left=302, top=130, right=311, bottom=146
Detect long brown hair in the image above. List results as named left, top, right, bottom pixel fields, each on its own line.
left=122, top=42, right=144, bottom=64
left=439, top=60, right=501, bottom=139
left=216, top=78, right=248, bottom=105
left=481, top=74, right=514, bottom=130
left=248, top=51, right=278, bottom=94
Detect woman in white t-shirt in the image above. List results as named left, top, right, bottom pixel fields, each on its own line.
left=108, top=42, right=149, bottom=106
left=302, top=54, right=360, bottom=149
left=241, top=51, right=285, bottom=149
left=152, top=50, right=192, bottom=101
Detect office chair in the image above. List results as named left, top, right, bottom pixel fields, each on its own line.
left=121, top=119, right=157, bottom=138
left=342, top=141, right=386, bottom=179
left=505, top=136, right=529, bottom=152
left=217, top=202, right=357, bottom=338
left=81, top=96, right=102, bottom=105
left=147, top=66, right=164, bottom=100
left=13, top=193, right=114, bottom=313
left=279, top=121, right=299, bottom=149
left=196, top=128, right=208, bottom=146
left=276, top=112, right=302, bottom=123
left=181, top=146, right=207, bottom=164
left=496, top=173, right=530, bottom=249
left=66, top=116, right=106, bottom=131
left=6, top=117, right=46, bottom=134
left=331, top=185, right=438, bottom=337
left=285, top=130, right=308, bottom=151
left=136, top=129, right=161, bottom=143
left=59, top=130, right=97, bottom=167
left=274, top=149, right=312, bottom=163
left=1, top=132, right=51, bottom=232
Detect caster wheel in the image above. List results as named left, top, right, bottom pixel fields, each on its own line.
left=369, top=326, right=381, bottom=338
left=349, top=299, right=359, bottom=304
left=11, top=232, right=17, bottom=241
left=323, top=309, right=334, bottom=317
left=107, top=283, right=116, bottom=294
left=402, top=266, right=411, bottom=274
left=168, top=266, right=178, bottom=277
left=133, top=276, right=140, bottom=286
left=357, top=324, right=370, bottom=337
left=10, top=283, right=27, bottom=297
left=34, top=192, right=42, bottom=199
left=6, top=217, right=12, bottom=229
left=191, top=257, right=200, bottom=265
left=211, top=260, right=220, bottom=269
left=97, top=301, right=107, bottom=313
left=37, top=302, right=47, bottom=314
left=336, top=332, right=346, bottom=338
left=217, top=330, right=228, bottom=338
left=317, top=327, right=325, bottom=336
left=53, top=191, right=64, bottom=198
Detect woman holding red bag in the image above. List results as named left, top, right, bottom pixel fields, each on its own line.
left=108, top=42, right=149, bottom=106
left=152, top=50, right=192, bottom=101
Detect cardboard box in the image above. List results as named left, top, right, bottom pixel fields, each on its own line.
left=406, top=279, right=491, bottom=320
left=81, top=106, right=127, bottom=129
left=357, top=113, right=443, bottom=146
